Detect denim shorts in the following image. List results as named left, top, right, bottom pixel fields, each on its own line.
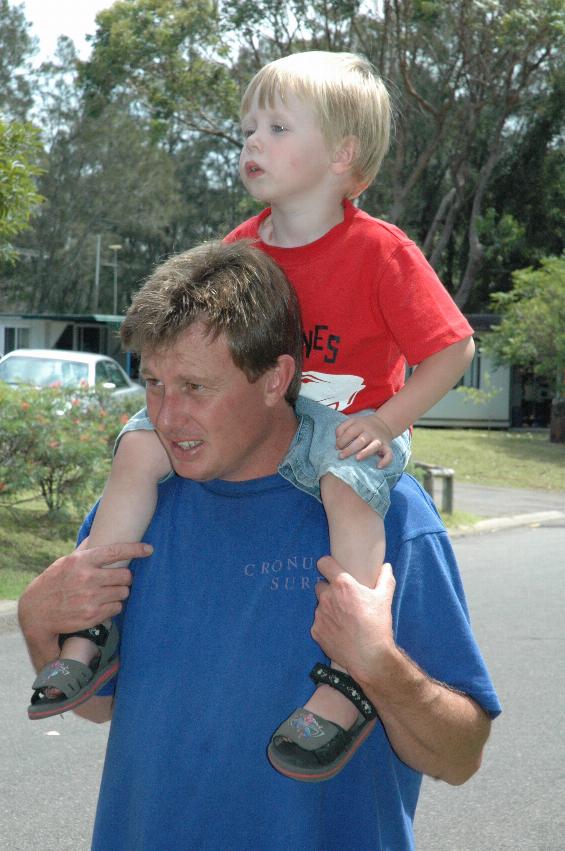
left=117, top=398, right=411, bottom=519
left=279, top=396, right=411, bottom=519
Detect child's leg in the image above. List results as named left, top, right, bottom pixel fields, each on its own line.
left=48, top=430, right=171, bottom=694
left=303, top=473, right=385, bottom=730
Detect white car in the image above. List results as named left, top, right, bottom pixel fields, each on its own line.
left=0, top=349, right=144, bottom=401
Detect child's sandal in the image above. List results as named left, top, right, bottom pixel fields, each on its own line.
left=27, top=622, right=119, bottom=720
left=267, top=663, right=378, bottom=782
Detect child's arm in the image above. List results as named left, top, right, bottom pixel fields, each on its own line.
left=88, top=430, right=172, bottom=566
left=336, top=336, right=475, bottom=464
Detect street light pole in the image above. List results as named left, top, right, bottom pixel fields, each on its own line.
left=108, top=244, right=122, bottom=314
left=93, top=234, right=101, bottom=310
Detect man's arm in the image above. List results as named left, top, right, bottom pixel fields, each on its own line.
left=18, top=540, right=153, bottom=724
left=311, top=556, right=492, bottom=786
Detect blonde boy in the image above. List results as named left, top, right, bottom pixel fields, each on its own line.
left=28, top=51, right=474, bottom=784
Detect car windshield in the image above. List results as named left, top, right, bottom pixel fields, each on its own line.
left=0, top=356, right=89, bottom=388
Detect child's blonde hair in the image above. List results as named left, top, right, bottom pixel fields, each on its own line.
left=240, top=51, right=391, bottom=194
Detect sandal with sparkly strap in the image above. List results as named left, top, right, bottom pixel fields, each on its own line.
left=267, top=663, right=378, bottom=782
left=28, top=622, right=119, bottom=720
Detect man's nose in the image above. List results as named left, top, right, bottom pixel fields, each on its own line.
left=152, top=392, right=188, bottom=433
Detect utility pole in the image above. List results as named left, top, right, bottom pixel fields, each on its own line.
left=93, top=234, right=101, bottom=311
left=108, top=244, right=122, bottom=314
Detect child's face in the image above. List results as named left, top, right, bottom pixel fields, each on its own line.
left=239, top=89, right=338, bottom=207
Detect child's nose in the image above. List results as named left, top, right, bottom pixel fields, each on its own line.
left=246, top=130, right=263, bottom=152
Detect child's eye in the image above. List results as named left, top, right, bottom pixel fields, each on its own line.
left=271, top=124, right=287, bottom=133
left=242, top=127, right=255, bottom=139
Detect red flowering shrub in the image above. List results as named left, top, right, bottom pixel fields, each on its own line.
left=0, top=382, right=142, bottom=513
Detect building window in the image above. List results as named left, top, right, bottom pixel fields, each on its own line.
left=3, top=326, right=30, bottom=354
left=76, top=325, right=107, bottom=353
left=455, top=348, right=481, bottom=389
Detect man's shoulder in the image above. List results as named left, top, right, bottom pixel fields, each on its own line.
left=385, top=474, right=446, bottom=544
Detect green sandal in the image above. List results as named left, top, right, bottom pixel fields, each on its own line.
left=267, top=663, right=378, bottom=782
left=28, top=622, right=119, bottom=720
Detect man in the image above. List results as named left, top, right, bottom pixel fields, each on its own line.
left=19, top=240, right=500, bottom=850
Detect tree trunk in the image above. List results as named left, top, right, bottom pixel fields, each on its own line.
left=550, top=397, right=565, bottom=444
left=454, top=139, right=503, bottom=308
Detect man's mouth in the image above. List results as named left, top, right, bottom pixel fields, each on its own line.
left=175, top=440, right=203, bottom=451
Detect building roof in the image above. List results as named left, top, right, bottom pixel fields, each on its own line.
left=0, top=313, right=124, bottom=324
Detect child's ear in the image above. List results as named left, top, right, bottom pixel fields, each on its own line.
left=331, top=136, right=358, bottom=175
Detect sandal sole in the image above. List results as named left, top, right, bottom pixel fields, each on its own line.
left=267, top=717, right=377, bottom=782
left=27, top=657, right=120, bottom=720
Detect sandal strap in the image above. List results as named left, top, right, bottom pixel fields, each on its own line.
left=309, top=663, right=377, bottom=720
left=58, top=623, right=110, bottom=650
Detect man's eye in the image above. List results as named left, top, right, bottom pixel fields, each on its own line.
left=189, top=383, right=204, bottom=391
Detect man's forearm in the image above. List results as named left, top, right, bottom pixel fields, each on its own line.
left=18, top=593, right=61, bottom=673
left=356, top=645, right=491, bottom=785
left=312, top=558, right=492, bottom=786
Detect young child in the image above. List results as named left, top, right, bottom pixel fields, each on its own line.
left=28, top=51, right=474, bottom=783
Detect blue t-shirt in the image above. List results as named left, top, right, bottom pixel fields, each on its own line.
left=85, top=473, right=500, bottom=851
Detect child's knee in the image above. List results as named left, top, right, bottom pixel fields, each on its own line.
left=115, top=429, right=171, bottom=478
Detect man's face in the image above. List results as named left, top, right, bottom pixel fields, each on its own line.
left=141, top=323, right=284, bottom=482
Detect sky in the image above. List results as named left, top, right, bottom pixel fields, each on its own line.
left=20, top=0, right=115, bottom=64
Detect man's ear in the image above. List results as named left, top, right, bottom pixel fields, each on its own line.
left=264, top=355, right=297, bottom=405
left=331, top=135, right=358, bottom=175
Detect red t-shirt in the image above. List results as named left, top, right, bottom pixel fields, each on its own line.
left=225, top=200, right=472, bottom=413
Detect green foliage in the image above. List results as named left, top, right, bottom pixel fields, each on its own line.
left=456, top=371, right=501, bottom=407
left=0, top=119, right=44, bottom=262
left=0, top=382, right=140, bottom=513
left=80, top=0, right=240, bottom=142
left=487, top=256, right=565, bottom=395
left=0, top=0, right=36, bottom=119
left=2, top=0, right=564, bottom=312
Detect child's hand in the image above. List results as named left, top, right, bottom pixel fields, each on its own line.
left=335, top=413, right=394, bottom=468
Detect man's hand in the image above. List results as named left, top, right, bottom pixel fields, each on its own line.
left=311, top=555, right=492, bottom=785
left=311, top=556, right=396, bottom=685
left=335, top=412, right=394, bottom=467
left=18, top=540, right=153, bottom=652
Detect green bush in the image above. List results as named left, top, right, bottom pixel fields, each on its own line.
left=0, top=382, right=143, bottom=514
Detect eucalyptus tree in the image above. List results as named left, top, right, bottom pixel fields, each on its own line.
left=5, top=0, right=563, bottom=312
left=0, top=0, right=36, bottom=120
left=0, top=2, right=44, bottom=270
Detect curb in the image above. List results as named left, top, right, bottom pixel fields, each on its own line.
left=449, top=510, right=565, bottom=538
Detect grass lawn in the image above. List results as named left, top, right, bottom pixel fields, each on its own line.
left=1, top=428, right=564, bottom=600
left=0, top=501, right=78, bottom=600
left=411, top=427, right=565, bottom=491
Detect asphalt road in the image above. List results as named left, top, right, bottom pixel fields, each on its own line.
left=415, top=518, right=565, bottom=851
left=454, top=482, right=565, bottom=518
left=1, top=519, right=564, bottom=850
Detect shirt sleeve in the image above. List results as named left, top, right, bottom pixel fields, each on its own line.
left=373, top=241, right=474, bottom=366
left=390, top=529, right=502, bottom=717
